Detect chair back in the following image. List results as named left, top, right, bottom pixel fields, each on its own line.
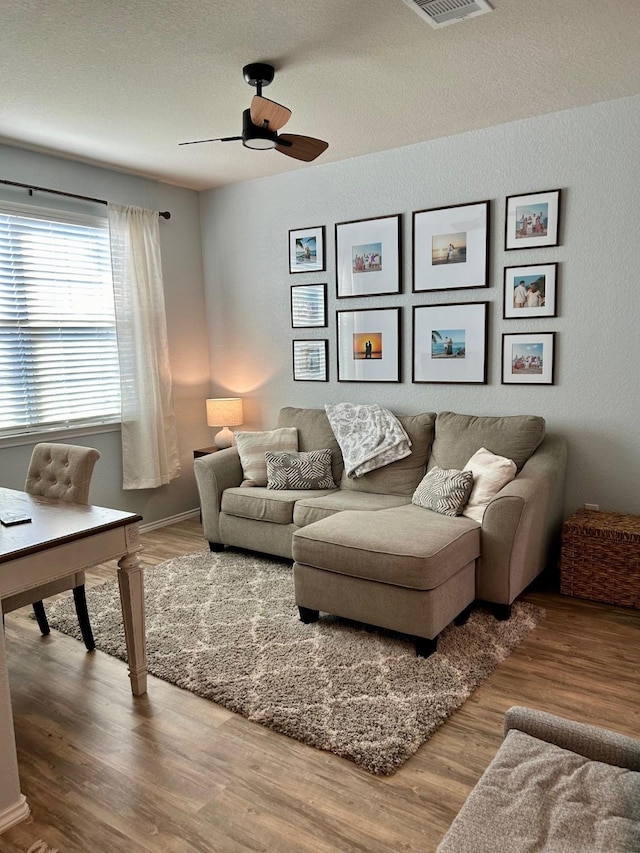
left=25, top=443, right=100, bottom=504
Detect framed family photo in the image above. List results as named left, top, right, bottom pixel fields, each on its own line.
left=335, top=214, right=401, bottom=298
left=503, top=263, right=558, bottom=318
left=290, top=283, right=327, bottom=328
left=336, top=306, right=401, bottom=382
left=292, top=339, right=328, bottom=381
left=412, top=200, right=489, bottom=292
left=289, top=225, right=326, bottom=273
left=505, top=189, right=561, bottom=250
left=502, top=332, right=556, bottom=385
left=413, top=302, right=488, bottom=384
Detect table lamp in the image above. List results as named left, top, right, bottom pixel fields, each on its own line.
left=206, top=397, right=244, bottom=449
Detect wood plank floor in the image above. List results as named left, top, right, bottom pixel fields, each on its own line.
left=1, top=517, right=639, bottom=852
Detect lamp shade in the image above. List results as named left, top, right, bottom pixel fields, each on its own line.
left=206, top=397, right=244, bottom=428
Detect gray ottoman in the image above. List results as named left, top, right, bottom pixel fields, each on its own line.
left=292, top=504, right=480, bottom=656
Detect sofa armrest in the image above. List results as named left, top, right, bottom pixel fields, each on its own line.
left=504, top=706, right=640, bottom=770
left=194, top=448, right=243, bottom=547
left=477, top=434, right=567, bottom=604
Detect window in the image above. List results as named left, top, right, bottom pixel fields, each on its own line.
left=0, top=202, right=121, bottom=437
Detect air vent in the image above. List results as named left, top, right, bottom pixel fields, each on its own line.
left=401, top=0, right=493, bottom=28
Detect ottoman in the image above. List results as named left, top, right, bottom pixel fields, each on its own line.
left=292, top=504, right=480, bottom=656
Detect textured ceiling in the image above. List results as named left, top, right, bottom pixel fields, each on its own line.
left=2, top=0, right=639, bottom=190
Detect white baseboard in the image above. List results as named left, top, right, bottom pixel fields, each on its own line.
left=0, top=794, right=29, bottom=833
left=139, top=508, right=200, bottom=534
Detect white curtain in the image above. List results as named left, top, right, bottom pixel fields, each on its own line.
left=108, top=203, right=181, bottom=489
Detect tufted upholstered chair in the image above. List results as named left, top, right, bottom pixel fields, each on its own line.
left=1, top=443, right=101, bottom=650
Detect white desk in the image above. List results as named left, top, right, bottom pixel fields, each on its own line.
left=0, top=488, right=144, bottom=834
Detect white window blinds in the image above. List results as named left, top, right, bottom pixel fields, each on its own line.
left=0, top=202, right=121, bottom=436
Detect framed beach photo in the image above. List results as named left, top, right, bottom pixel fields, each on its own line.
left=289, top=225, right=326, bottom=273
left=505, top=189, right=561, bottom=250
left=503, top=263, right=558, bottom=318
left=336, top=306, right=401, bottom=382
left=412, top=302, right=488, bottom=384
left=412, top=200, right=489, bottom=292
left=290, top=283, right=327, bottom=328
left=502, top=332, right=556, bottom=385
left=335, top=214, right=401, bottom=298
left=292, top=339, right=328, bottom=381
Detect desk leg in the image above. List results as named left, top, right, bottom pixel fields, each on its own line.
left=117, top=549, right=147, bottom=696
left=0, top=623, right=30, bottom=833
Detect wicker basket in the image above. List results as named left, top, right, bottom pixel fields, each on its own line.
left=560, top=508, right=640, bottom=608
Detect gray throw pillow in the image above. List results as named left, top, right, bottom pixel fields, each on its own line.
left=412, top=467, right=474, bottom=517
left=266, top=449, right=336, bottom=490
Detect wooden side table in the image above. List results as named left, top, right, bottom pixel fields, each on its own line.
left=560, top=508, right=640, bottom=608
left=193, top=446, right=218, bottom=459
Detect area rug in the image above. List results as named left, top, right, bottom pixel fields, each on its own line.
left=44, top=550, right=544, bottom=774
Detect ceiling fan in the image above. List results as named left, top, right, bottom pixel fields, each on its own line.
left=179, top=63, right=329, bottom=163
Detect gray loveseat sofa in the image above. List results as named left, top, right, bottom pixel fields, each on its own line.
left=436, top=706, right=640, bottom=852
left=194, top=407, right=567, bottom=654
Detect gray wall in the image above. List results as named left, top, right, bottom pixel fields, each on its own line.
left=200, top=95, right=640, bottom=516
left=0, top=144, right=212, bottom=525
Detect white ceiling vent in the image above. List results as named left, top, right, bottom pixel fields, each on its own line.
left=400, top=0, right=493, bottom=28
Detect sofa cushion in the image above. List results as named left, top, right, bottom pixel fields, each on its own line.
left=222, top=485, right=335, bottom=525
left=266, top=449, right=336, bottom=490
left=413, top=467, right=474, bottom=517
left=462, top=447, right=517, bottom=524
left=436, top=728, right=640, bottom=853
left=277, top=407, right=344, bottom=484
left=235, top=427, right=298, bottom=486
left=340, top=412, right=436, bottom=496
left=292, top=504, right=480, bottom=590
left=293, top=491, right=411, bottom=528
left=429, top=411, right=545, bottom=473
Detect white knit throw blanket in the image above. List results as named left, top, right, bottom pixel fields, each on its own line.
left=324, top=403, right=412, bottom=478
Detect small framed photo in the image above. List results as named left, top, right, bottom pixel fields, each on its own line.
left=505, top=189, right=561, bottom=250
left=337, top=307, right=401, bottom=382
left=413, top=302, right=488, bottom=384
left=293, top=339, right=328, bottom=381
left=502, top=332, right=556, bottom=385
left=503, top=263, right=558, bottom=318
left=289, top=225, right=325, bottom=273
left=335, top=214, right=401, bottom=298
left=412, top=200, right=489, bottom=292
left=291, top=283, right=327, bottom=328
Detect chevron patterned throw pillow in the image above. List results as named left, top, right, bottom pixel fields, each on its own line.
left=266, top=449, right=336, bottom=490
left=412, top=467, right=474, bottom=516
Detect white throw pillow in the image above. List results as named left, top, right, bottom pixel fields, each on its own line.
left=235, top=428, right=298, bottom=487
left=462, top=447, right=517, bottom=523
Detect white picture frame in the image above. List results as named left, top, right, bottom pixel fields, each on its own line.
left=335, top=214, right=401, bottom=298
left=412, top=200, right=489, bottom=292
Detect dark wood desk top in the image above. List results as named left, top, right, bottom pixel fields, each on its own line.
left=0, top=487, right=142, bottom=563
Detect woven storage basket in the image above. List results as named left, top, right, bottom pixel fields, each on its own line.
left=560, top=508, right=640, bottom=608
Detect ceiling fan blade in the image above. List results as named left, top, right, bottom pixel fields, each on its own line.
left=275, top=134, right=329, bottom=162
left=178, top=136, right=242, bottom=146
left=250, top=95, right=292, bottom=131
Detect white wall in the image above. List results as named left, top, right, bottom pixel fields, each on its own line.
left=200, top=95, right=640, bottom=516
left=0, top=144, right=212, bottom=524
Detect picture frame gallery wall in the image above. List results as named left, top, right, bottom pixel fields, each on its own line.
left=287, top=188, right=562, bottom=385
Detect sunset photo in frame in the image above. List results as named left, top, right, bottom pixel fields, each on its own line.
left=412, top=302, right=488, bottom=384
left=502, top=332, right=555, bottom=384
left=412, top=200, right=489, bottom=292
left=292, top=339, right=328, bottom=381
left=505, top=189, right=560, bottom=250
left=335, top=214, right=401, bottom=298
left=289, top=225, right=325, bottom=273
left=503, top=263, right=557, bottom=319
left=337, top=306, right=400, bottom=382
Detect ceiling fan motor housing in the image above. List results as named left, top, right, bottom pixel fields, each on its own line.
left=241, top=108, right=278, bottom=149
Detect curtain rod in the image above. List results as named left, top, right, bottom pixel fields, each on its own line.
left=0, top=178, right=171, bottom=219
